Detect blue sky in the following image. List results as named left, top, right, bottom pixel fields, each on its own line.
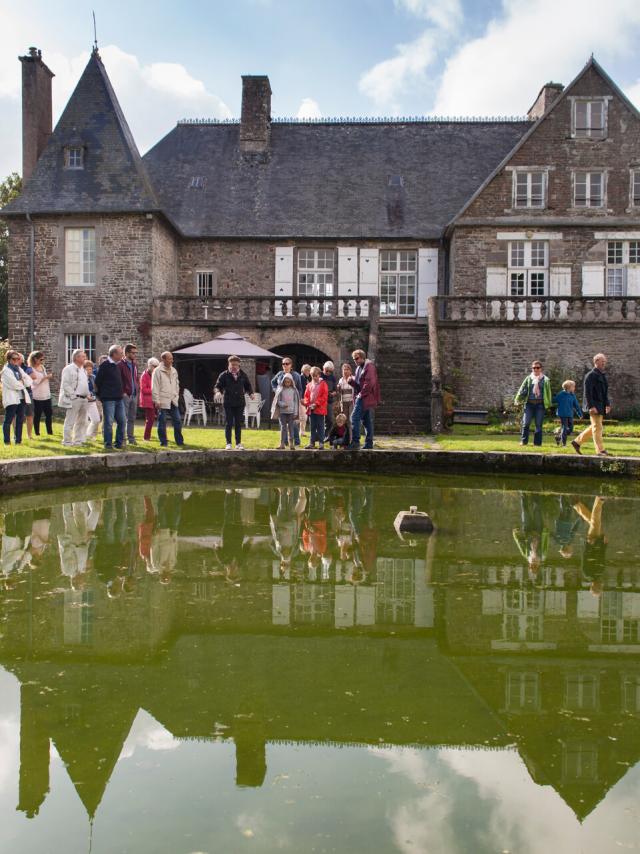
left=2, top=0, right=640, bottom=177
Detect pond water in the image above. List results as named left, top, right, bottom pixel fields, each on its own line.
left=0, top=473, right=639, bottom=854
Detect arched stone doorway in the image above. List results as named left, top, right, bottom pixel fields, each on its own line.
left=269, top=343, right=332, bottom=372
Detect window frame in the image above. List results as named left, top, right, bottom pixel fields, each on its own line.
left=64, top=227, right=96, bottom=287
left=512, top=170, right=546, bottom=209
left=605, top=239, right=640, bottom=297
left=573, top=170, right=606, bottom=209
left=64, top=333, right=96, bottom=365
left=571, top=97, right=607, bottom=140
left=379, top=250, right=417, bottom=317
left=296, top=248, right=335, bottom=298
left=507, top=240, right=549, bottom=297
left=630, top=170, right=640, bottom=208
left=196, top=270, right=217, bottom=298
left=64, top=146, right=84, bottom=169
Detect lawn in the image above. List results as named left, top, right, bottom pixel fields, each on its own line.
left=0, top=420, right=429, bottom=460
left=435, top=422, right=640, bottom=457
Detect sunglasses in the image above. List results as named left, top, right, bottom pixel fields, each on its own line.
left=532, top=365, right=542, bottom=369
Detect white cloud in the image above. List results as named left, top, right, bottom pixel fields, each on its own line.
left=359, top=0, right=462, bottom=111
left=432, top=0, right=640, bottom=116
left=296, top=97, right=322, bottom=119
left=117, top=709, right=180, bottom=762
left=395, top=0, right=463, bottom=32
left=359, top=31, right=439, bottom=111
left=626, top=79, right=640, bottom=109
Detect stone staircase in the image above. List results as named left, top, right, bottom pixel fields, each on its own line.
left=373, top=321, right=431, bottom=434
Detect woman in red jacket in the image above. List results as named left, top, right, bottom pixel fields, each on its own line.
left=303, top=366, right=328, bottom=449
left=140, top=357, right=160, bottom=441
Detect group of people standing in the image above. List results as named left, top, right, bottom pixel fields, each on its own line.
left=2, top=343, right=381, bottom=453
left=268, top=349, right=381, bottom=450
left=515, top=352, right=612, bottom=455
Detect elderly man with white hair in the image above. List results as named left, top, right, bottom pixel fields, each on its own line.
left=58, top=348, right=89, bottom=446
left=321, top=360, right=337, bottom=434
left=152, top=351, right=184, bottom=448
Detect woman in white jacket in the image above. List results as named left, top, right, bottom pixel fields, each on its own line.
left=1, top=350, right=33, bottom=445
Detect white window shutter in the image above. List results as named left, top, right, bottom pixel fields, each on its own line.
left=486, top=266, right=507, bottom=296
left=481, top=589, right=503, bottom=615
left=359, top=248, right=379, bottom=296
left=274, top=247, right=294, bottom=296
left=581, top=263, right=604, bottom=296
left=549, top=265, right=572, bottom=296
left=417, top=248, right=438, bottom=317
left=338, top=247, right=358, bottom=296
left=627, top=266, right=640, bottom=296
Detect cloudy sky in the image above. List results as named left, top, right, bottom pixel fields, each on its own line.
left=2, top=0, right=640, bottom=177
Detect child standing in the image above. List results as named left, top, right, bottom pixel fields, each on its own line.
left=553, top=380, right=583, bottom=446
left=303, top=366, right=328, bottom=449
left=271, top=374, right=300, bottom=449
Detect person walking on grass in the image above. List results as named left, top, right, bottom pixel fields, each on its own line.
left=140, top=357, right=159, bottom=441
left=348, top=349, right=381, bottom=450
left=572, top=353, right=611, bottom=456
left=152, top=351, right=184, bottom=448
left=95, top=345, right=126, bottom=450
left=119, top=343, right=139, bottom=445
left=271, top=373, right=300, bottom=449
left=26, top=351, right=53, bottom=436
left=553, top=380, right=583, bottom=447
left=1, top=350, right=33, bottom=446
left=515, top=360, right=552, bottom=447
left=59, top=349, right=89, bottom=447
left=303, top=366, right=328, bottom=449
left=215, top=355, right=254, bottom=450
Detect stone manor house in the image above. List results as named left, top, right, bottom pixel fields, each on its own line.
left=4, top=47, right=640, bottom=429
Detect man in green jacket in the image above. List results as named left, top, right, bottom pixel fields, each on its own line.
left=515, top=360, right=552, bottom=447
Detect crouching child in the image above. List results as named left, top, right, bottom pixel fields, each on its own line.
left=327, top=412, right=352, bottom=449
left=553, top=380, right=583, bottom=446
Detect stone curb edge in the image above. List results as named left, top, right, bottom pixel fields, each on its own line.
left=1, top=447, right=638, bottom=494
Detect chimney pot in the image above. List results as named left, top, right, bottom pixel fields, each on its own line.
left=240, top=75, right=272, bottom=153
left=19, top=47, right=54, bottom=183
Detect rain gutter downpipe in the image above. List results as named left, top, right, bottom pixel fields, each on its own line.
left=26, top=212, right=35, bottom=351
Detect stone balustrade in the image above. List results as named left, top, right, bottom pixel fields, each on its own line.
left=435, top=296, right=640, bottom=323
left=152, top=295, right=376, bottom=324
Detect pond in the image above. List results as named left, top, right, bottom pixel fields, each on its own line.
left=0, top=473, right=639, bottom=854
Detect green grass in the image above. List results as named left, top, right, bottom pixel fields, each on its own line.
left=436, top=423, right=640, bottom=456
left=0, top=421, right=431, bottom=460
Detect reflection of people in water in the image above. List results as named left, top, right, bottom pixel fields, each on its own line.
left=552, top=495, right=581, bottom=559
left=94, top=498, right=136, bottom=596
left=212, top=490, right=246, bottom=584
left=57, top=502, right=100, bottom=590
left=270, top=487, right=306, bottom=577
left=574, top=496, right=607, bottom=596
left=349, top=486, right=377, bottom=579
left=29, top=508, right=51, bottom=566
left=1, top=510, right=32, bottom=586
left=512, top=493, right=548, bottom=581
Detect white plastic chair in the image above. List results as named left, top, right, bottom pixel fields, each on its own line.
left=183, top=388, right=207, bottom=426
left=244, top=394, right=264, bottom=429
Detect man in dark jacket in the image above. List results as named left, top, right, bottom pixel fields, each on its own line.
left=215, top=355, right=253, bottom=450
left=572, top=353, right=611, bottom=456
left=94, top=344, right=126, bottom=450
left=118, top=343, right=139, bottom=445
left=348, top=349, right=381, bottom=450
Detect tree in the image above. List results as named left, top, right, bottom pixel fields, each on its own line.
left=0, top=172, right=23, bottom=339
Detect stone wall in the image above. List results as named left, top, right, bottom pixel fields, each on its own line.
left=451, top=225, right=612, bottom=297
left=438, top=322, right=640, bottom=413
left=458, top=65, right=640, bottom=222
left=8, top=213, right=156, bottom=382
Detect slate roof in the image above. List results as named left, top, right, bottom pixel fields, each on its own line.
left=3, top=50, right=532, bottom=238
left=2, top=50, right=158, bottom=216
left=144, top=119, right=531, bottom=239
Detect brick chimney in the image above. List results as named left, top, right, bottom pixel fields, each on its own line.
left=527, top=82, right=564, bottom=121
left=240, top=75, right=271, bottom=153
left=19, top=47, right=54, bottom=183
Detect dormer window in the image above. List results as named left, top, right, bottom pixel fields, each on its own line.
left=64, top=146, right=84, bottom=169
left=572, top=99, right=607, bottom=139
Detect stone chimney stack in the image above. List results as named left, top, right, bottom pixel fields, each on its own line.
left=527, top=82, right=564, bottom=121
left=19, top=47, right=54, bottom=183
left=240, top=75, right=272, bottom=153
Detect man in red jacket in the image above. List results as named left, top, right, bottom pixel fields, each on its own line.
left=348, top=349, right=381, bottom=450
